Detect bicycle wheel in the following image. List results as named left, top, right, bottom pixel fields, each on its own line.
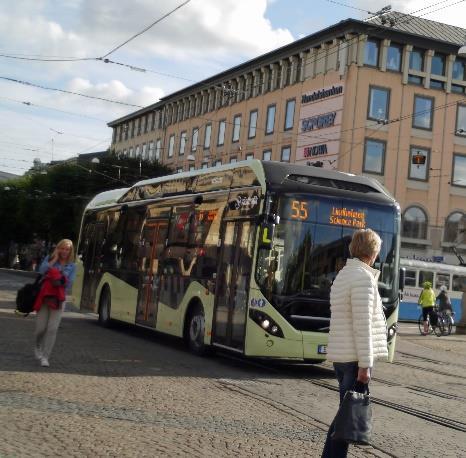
left=433, top=315, right=445, bottom=337
left=418, top=313, right=433, bottom=335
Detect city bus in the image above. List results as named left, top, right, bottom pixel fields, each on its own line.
left=399, top=258, right=466, bottom=321
left=73, top=160, right=402, bottom=362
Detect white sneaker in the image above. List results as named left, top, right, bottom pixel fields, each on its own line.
left=40, top=357, right=49, bottom=367
left=34, top=347, right=42, bottom=360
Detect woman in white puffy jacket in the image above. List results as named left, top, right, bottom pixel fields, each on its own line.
left=321, top=228, right=388, bottom=458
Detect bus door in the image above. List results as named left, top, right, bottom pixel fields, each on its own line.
left=81, top=222, right=106, bottom=310
left=213, top=219, right=255, bottom=350
left=136, top=220, right=168, bottom=327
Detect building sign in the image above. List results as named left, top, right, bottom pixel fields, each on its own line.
left=329, top=207, right=366, bottom=229
left=296, top=83, right=344, bottom=169
left=304, top=144, right=328, bottom=157
left=302, top=112, right=336, bottom=132
left=301, top=85, right=343, bottom=104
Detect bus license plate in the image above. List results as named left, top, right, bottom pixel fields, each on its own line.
left=317, top=345, right=327, bottom=354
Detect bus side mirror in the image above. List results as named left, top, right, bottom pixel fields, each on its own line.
left=399, top=267, right=406, bottom=291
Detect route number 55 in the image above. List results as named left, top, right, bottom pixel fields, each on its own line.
left=291, top=200, right=308, bottom=220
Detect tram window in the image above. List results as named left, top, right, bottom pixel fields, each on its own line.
left=435, top=273, right=450, bottom=290
left=405, top=270, right=416, bottom=286
left=418, top=270, right=433, bottom=287
left=453, top=275, right=466, bottom=292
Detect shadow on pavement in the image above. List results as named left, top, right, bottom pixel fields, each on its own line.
left=0, top=310, right=334, bottom=382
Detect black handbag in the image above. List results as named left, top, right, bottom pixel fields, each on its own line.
left=15, top=274, right=43, bottom=316
left=331, top=383, right=372, bottom=445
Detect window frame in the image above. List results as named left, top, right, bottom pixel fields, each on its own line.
left=191, top=127, right=199, bottom=152
left=402, top=206, right=428, bottom=239
left=248, top=109, right=258, bottom=139
left=386, top=43, right=402, bottom=72
left=245, top=153, right=254, bottom=160
left=179, top=131, right=187, bottom=156
left=204, top=123, right=212, bottom=150
left=265, top=104, right=276, bottom=135
left=281, top=145, right=291, bottom=162
left=217, top=119, right=226, bottom=146
left=363, top=138, right=386, bottom=175
left=408, top=146, right=430, bottom=181
left=367, top=86, right=390, bottom=122
left=455, top=104, right=466, bottom=137
left=232, top=114, right=242, bottom=143
left=452, top=153, right=466, bottom=188
left=284, top=98, right=296, bottom=131
left=364, top=38, right=379, bottom=67
left=412, top=95, right=434, bottom=131
left=168, top=135, right=175, bottom=158
left=262, top=149, right=272, bottom=161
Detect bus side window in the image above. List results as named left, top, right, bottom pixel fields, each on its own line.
left=419, top=270, right=433, bottom=287
left=405, top=270, right=416, bottom=287
left=453, top=275, right=466, bottom=292
left=435, top=273, right=450, bottom=290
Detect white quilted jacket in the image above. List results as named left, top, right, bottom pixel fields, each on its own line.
left=327, top=258, right=388, bottom=368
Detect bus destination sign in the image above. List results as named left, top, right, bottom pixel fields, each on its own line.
left=329, top=207, right=366, bottom=229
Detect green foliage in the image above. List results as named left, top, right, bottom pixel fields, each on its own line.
left=0, top=155, right=172, bottom=245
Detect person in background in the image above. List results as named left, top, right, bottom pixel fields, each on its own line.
left=322, top=229, right=388, bottom=458
left=418, top=281, right=436, bottom=335
left=34, top=239, right=76, bottom=367
left=437, top=285, right=453, bottom=316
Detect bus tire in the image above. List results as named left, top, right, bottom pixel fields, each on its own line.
left=186, top=303, right=207, bottom=356
left=98, top=287, right=112, bottom=327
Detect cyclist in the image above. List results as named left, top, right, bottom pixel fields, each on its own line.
left=418, top=281, right=436, bottom=335
left=437, top=285, right=453, bottom=314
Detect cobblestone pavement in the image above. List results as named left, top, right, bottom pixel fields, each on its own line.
left=1, top=271, right=466, bottom=457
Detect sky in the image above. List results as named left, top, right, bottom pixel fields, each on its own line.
left=1, top=0, right=465, bottom=176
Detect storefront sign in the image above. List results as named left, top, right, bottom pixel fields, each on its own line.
left=302, top=112, right=336, bottom=132
left=304, top=144, right=328, bottom=157
left=301, top=85, right=343, bottom=104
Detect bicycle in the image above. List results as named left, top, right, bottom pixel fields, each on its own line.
left=417, top=307, right=452, bottom=337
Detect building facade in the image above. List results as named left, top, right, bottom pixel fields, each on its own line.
left=108, top=12, right=466, bottom=264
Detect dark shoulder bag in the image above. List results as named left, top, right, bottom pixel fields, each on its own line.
left=331, top=383, right=372, bottom=445
left=15, top=274, right=43, bottom=316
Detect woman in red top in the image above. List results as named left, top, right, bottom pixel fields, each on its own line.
left=34, top=239, right=76, bottom=367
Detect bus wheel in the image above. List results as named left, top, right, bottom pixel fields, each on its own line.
left=187, top=305, right=206, bottom=356
left=98, top=287, right=112, bottom=327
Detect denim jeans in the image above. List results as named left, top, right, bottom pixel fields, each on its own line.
left=321, top=361, right=359, bottom=458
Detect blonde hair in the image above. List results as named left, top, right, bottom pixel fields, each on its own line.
left=349, top=229, right=382, bottom=260
left=52, top=239, right=75, bottom=263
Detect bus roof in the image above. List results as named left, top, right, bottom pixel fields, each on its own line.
left=86, top=160, right=398, bottom=209
left=85, top=187, right=129, bottom=210
left=400, top=258, right=466, bottom=274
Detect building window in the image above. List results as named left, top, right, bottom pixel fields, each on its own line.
left=363, top=139, right=385, bottom=175
left=179, top=131, right=187, bottom=156
left=409, top=48, right=424, bottom=71
left=137, top=118, right=141, bottom=135
left=232, top=114, right=241, bottom=142
left=155, top=139, right=161, bottom=160
left=402, top=206, right=428, bottom=239
left=129, top=147, right=134, bottom=158
left=142, top=143, right=147, bottom=160
left=444, top=211, right=465, bottom=242
left=168, top=135, right=175, bottom=158
left=452, top=154, right=466, bottom=187
left=245, top=153, right=254, bottom=160
left=431, top=53, right=446, bottom=76
left=230, top=157, right=237, bottom=163
left=192, top=127, right=199, bottom=152
left=189, top=165, right=195, bottom=171
left=204, top=123, right=212, bottom=149
left=367, top=86, right=390, bottom=122
left=135, top=145, right=141, bottom=158
left=456, top=104, right=466, bottom=136
left=386, top=43, right=402, bottom=71
left=118, top=126, right=122, bottom=142
left=453, top=58, right=466, bottom=80
left=213, top=160, right=222, bottom=167
left=201, top=162, right=208, bottom=169
left=409, top=147, right=430, bottom=181
left=248, top=110, right=258, bottom=138
left=131, top=121, right=135, bottom=138
left=413, top=96, right=434, bottom=130
left=217, top=120, right=226, bottom=146
left=148, top=141, right=154, bottom=161
left=364, top=39, right=379, bottom=66
left=263, top=150, right=272, bottom=161
left=284, top=99, right=296, bottom=130
left=281, top=146, right=291, bottom=162
left=112, top=128, right=117, bottom=144
left=265, top=104, right=276, bottom=135
left=176, top=167, right=183, bottom=174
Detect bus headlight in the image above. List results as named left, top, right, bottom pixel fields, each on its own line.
left=249, top=309, right=284, bottom=338
left=387, top=323, right=397, bottom=341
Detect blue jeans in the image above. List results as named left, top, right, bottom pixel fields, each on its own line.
left=321, top=362, right=359, bottom=458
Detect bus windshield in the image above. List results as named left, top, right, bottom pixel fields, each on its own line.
left=256, top=194, right=399, bottom=303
